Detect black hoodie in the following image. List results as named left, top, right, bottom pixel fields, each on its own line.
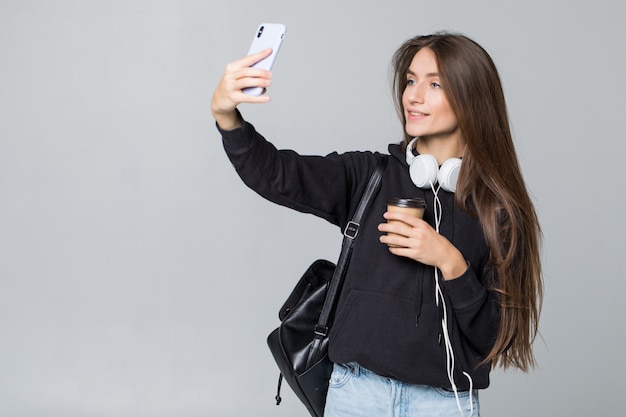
left=219, top=119, right=501, bottom=390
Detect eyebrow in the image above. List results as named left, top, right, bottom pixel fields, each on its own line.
left=407, top=69, right=439, bottom=78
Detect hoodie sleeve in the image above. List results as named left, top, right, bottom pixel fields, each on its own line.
left=442, top=263, right=501, bottom=356
left=218, top=118, right=379, bottom=230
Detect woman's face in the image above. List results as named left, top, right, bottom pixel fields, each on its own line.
left=402, top=48, right=461, bottom=143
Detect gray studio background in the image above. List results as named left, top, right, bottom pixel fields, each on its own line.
left=1, top=1, right=624, bottom=416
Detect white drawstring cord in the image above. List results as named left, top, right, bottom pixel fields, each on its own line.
left=429, top=181, right=474, bottom=417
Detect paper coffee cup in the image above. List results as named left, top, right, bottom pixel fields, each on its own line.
left=386, top=197, right=426, bottom=247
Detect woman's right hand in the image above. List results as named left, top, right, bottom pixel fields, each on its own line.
left=211, top=48, right=274, bottom=130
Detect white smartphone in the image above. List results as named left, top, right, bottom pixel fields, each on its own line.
left=243, top=23, right=286, bottom=96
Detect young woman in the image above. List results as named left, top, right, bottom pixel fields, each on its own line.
left=212, top=32, right=543, bottom=417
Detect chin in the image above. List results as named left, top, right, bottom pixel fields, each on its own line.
left=405, top=128, right=424, bottom=138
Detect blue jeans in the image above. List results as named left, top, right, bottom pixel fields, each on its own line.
left=324, top=363, right=480, bottom=417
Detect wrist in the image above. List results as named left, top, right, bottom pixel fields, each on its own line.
left=213, top=109, right=243, bottom=131
left=438, top=250, right=468, bottom=281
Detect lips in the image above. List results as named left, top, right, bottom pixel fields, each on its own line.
left=407, top=111, right=429, bottom=119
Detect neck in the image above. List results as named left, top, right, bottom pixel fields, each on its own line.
left=415, top=134, right=465, bottom=164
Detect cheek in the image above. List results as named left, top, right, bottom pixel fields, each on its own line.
left=434, top=98, right=457, bottom=123
left=445, top=108, right=459, bottom=126
left=441, top=107, right=457, bottom=123
left=401, top=92, right=409, bottom=111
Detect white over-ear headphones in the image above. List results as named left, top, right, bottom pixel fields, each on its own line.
left=405, top=138, right=462, bottom=193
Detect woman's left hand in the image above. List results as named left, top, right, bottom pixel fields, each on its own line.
left=378, top=211, right=468, bottom=280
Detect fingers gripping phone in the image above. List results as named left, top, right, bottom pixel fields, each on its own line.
left=243, top=23, right=286, bottom=96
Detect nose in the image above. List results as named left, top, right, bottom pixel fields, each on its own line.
left=405, top=83, right=424, bottom=104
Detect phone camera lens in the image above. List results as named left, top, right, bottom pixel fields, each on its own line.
left=257, top=26, right=264, bottom=38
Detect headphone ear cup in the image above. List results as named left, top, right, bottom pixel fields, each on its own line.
left=409, top=154, right=439, bottom=189
left=437, top=158, right=462, bottom=193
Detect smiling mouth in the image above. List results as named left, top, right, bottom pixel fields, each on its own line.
left=408, top=111, right=428, bottom=118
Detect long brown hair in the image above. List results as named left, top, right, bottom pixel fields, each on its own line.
left=392, top=32, right=543, bottom=371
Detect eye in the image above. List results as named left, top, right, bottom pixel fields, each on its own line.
left=430, top=81, right=441, bottom=89
left=405, top=78, right=416, bottom=86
